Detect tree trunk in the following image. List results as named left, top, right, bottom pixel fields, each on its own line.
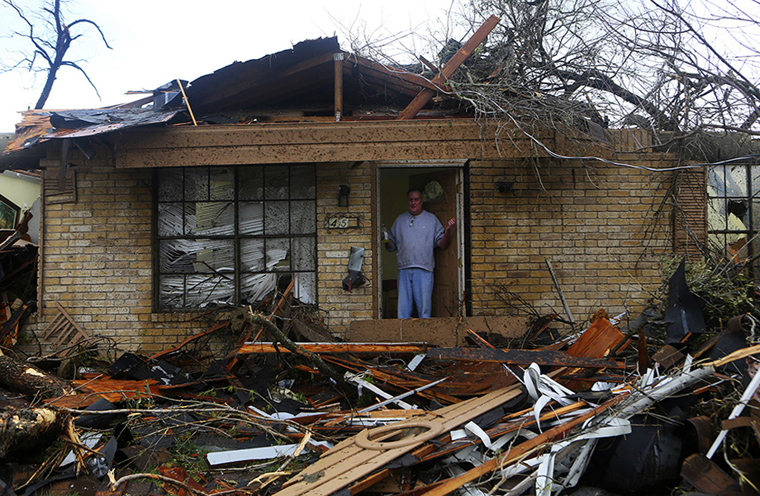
left=0, top=407, right=65, bottom=459
left=0, top=352, right=71, bottom=401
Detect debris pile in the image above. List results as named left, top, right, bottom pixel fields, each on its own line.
left=1, top=268, right=760, bottom=496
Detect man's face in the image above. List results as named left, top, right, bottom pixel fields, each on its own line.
left=407, top=191, right=423, bottom=216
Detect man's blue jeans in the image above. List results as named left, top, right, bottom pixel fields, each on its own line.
left=397, top=268, right=434, bottom=319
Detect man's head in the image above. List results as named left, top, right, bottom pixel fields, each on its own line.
left=407, top=188, right=423, bottom=216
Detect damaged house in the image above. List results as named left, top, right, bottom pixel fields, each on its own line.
left=1, top=17, right=760, bottom=496
left=0, top=30, right=728, bottom=353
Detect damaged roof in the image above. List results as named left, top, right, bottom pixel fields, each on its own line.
left=1, top=36, right=453, bottom=164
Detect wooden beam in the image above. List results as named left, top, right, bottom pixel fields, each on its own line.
left=238, top=342, right=429, bottom=355
left=334, top=53, right=344, bottom=121
left=116, top=119, right=537, bottom=149
left=428, top=347, right=629, bottom=369
left=348, top=56, right=441, bottom=93
left=420, top=395, right=625, bottom=496
left=274, top=384, right=523, bottom=496
left=397, top=15, right=501, bottom=120
left=464, top=328, right=496, bottom=348
left=113, top=120, right=549, bottom=168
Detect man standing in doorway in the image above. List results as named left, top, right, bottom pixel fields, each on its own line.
left=384, top=188, right=456, bottom=318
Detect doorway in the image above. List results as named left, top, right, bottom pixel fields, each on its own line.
left=379, top=166, right=464, bottom=319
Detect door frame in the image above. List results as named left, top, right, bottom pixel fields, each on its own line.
left=376, top=160, right=467, bottom=319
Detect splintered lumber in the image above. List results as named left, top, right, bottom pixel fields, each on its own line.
left=238, top=342, right=429, bottom=355
left=226, top=280, right=295, bottom=373
left=151, top=321, right=230, bottom=361
left=680, top=454, right=743, bottom=496
left=273, top=384, right=523, bottom=496
left=0, top=407, right=65, bottom=459
left=44, top=377, right=160, bottom=409
left=561, top=317, right=629, bottom=390
left=397, top=15, right=500, bottom=120
left=417, top=396, right=625, bottom=496
left=566, top=318, right=627, bottom=357
left=415, top=400, right=588, bottom=463
left=246, top=312, right=348, bottom=389
left=464, top=328, right=496, bottom=348
left=428, top=347, right=628, bottom=369
left=0, top=351, right=71, bottom=400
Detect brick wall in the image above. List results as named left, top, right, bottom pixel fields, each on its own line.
left=35, top=149, right=213, bottom=356
left=468, top=152, right=674, bottom=321
left=33, top=154, right=378, bottom=353
left=315, top=161, right=375, bottom=337
left=30, top=138, right=677, bottom=353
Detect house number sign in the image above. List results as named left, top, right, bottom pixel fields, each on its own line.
left=327, top=216, right=356, bottom=229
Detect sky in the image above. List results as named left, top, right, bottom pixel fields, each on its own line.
left=0, top=0, right=462, bottom=132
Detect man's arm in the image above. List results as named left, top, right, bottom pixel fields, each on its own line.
left=438, top=218, right=456, bottom=249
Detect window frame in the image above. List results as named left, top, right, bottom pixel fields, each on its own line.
left=707, top=161, right=760, bottom=269
left=153, top=164, right=318, bottom=311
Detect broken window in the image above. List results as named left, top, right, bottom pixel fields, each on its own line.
left=156, top=165, right=317, bottom=310
left=707, top=163, right=760, bottom=269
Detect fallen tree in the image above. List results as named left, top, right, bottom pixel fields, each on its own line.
left=0, top=407, right=65, bottom=459
left=0, top=350, right=71, bottom=401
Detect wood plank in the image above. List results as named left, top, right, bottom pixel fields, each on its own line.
left=428, top=347, right=628, bottom=369
left=348, top=56, right=440, bottom=93
left=115, top=140, right=535, bottom=168
left=42, top=314, right=66, bottom=340
left=561, top=317, right=628, bottom=390
left=238, top=342, right=429, bottom=355
left=465, top=328, right=497, bottom=348
left=274, top=384, right=523, bottom=496
left=114, top=120, right=542, bottom=150
left=420, top=395, right=625, bottom=496
left=44, top=378, right=161, bottom=408
left=680, top=453, right=743, bottom=496
left=566, top=318, right=625, bottom=358
left=417, top=400, right=587, bottom=463
left=335, top=54, right=344, bottom=121
left=349, top=468, right=393, bottom=495
left=150, top=321, right=230, bottom=361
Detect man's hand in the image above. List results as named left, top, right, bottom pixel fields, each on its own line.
left=382, top=224, right=394, bottom=250
left=439, top=218, right=456, bottom=249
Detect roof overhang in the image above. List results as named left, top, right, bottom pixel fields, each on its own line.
left=112, top=119, right=554, bottom=168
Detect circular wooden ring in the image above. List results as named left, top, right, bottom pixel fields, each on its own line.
left=354, top=420, right=444, bottom=450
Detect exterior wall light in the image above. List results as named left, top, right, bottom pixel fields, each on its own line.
left=495, top=181, right=514, bottom=193
left=338, top=184, right=351, bottom=206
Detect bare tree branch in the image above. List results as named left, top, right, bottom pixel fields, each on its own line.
left=1, top=0, right=112, bottom=109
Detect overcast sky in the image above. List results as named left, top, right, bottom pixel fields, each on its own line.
left=0, top=0, right=461, bottom=132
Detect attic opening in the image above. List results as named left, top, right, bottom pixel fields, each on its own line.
left=154, top=165, right=317, bottom=311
